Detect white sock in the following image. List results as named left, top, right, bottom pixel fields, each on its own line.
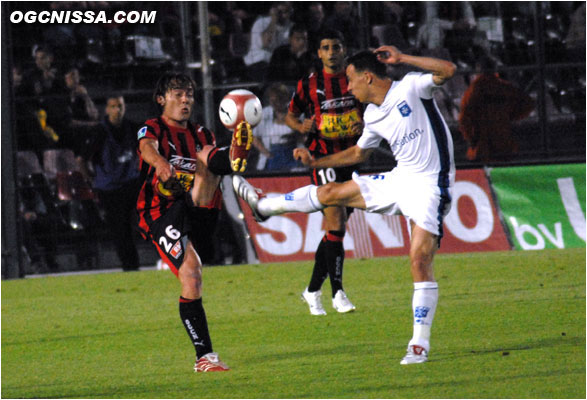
left=257, top=185, right=324, bottom=216
left=408, top=281, right=438, bottom=351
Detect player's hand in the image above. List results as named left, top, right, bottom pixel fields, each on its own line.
left=155, top=160, right=175, bottom=183
left=293, top=148, right=313, bottom=166
left=161, top=176, right=184, bottom=196
left=300, top=116, right=316, bottom=134
left=374, top=45, right=402, bottom=64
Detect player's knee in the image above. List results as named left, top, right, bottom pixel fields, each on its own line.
left=317, top=183, right=340, bottom=206
left=410, top=250, right=434, bottom=277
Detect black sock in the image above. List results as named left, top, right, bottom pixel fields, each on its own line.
left=325, top=231, right=345, bottom=297
left=179, top=297, right=213, bottom=360
left=308, top=237, right=328, bottom=292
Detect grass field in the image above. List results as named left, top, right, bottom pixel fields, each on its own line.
left=2, top=248, right=585, bottom=399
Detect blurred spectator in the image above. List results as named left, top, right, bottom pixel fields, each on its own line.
left=63, top=66, right=100, bottom=152
left=417, top=2, right=476, bottom=50
left=19, top=46, right=68, bottom=155
left=243, top=2, right=294, bottom=80
left=322, top=2, right=364, bottom=54
left=22, top=45, right=64, bottom=97
left=565, top=3, right=586, bottom=63
left=207, top=2, right=251, bottom=83
left=267, top=24, right=315, bottom=83
left=253, top=83, right=300, bottom=171
left=303, top=2, right=325, bottom=52
left=80, top=95, right=140, bottom=271
left=19, top=173, right=61, bottom=273
left=370, top=2, right=409, bottom=51
left=458, top=57, right=535, bottom=163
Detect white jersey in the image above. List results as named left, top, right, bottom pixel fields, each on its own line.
left=357, top=72, right=455, bottom=188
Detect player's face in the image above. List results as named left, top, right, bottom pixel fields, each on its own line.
left=105, top=97, right=125, bottom=125
left=346, top=64, right=369, bottom=103
left=159, top=87, right=194, bottom=126
left=318, top=39, right=345, bottom=73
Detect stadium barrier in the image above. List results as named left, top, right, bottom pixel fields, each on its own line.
left=236, top=164, right=586, bottom=263
left=489, top=163, right=586, bottom=250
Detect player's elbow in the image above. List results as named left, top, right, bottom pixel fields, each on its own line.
left=353, top=146, right=371, bottom=164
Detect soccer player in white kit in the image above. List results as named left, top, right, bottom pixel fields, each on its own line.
left=234, top=45, right=456, bottom=364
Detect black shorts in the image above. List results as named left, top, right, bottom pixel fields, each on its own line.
left=148, top=197, right=219, bottom=276
left=310, top=165, right=356, bottom=218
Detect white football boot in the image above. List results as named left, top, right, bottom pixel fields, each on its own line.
left=301, top=287, right=327, bottom=315
left=332, top=290, right=356, bottom=313
left=232, top=175, right=268, bottom=222
left=400, top=345, right=429, bottom=365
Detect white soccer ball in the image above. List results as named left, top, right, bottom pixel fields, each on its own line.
left=218, top=89, right=263, bottom=130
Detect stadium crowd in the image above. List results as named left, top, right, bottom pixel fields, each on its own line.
left=8, top=1, right=585, bottom=274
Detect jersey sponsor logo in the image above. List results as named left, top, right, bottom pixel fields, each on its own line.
left=169, top=155, right=197, bottom=172
left=170, top=240, right=183, bottom=259
left=137, top=126, right=148, bottom=139
left=319, top=110, right=361, bottom=139
left=321, top=96, right=356, bottom=110
left=398, top=100, right=412, bottom=117
left=390, top=128, right=424, bottom=152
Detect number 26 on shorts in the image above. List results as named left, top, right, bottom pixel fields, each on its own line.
left=159, top=225, right=181, bottom=253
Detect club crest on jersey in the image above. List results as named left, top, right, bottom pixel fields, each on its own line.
left=137, top=126, right=148, bottom=139
left=398, top=101, right=412, bottom=117
left=170, top=240, right=183, bottom=259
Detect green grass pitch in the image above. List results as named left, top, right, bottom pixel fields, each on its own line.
left=2, top=248, right=585, bottom=398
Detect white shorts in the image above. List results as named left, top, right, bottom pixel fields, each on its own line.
left=352, top=170, right=453, bottom=237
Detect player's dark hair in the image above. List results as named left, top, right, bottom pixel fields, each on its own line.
left=317, top=28, right=345, bottom=46
left=346, top=50, right=388, bottom=79
left=153, top=72, right=196, bottom=108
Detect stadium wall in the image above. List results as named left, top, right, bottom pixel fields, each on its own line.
left=236, top=164, right=586, bottom=263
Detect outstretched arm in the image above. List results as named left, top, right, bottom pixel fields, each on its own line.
left=294, top=145, right=373, bottom=169
left=375, top=45, right=456, bottom=85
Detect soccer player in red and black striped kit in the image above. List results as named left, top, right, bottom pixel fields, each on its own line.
left=285, top=29, right=363, bottom=315
left=136, top=72, right=251, bottom=372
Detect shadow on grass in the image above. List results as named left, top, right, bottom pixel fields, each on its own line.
left=433, top=335, right=585, bottom=362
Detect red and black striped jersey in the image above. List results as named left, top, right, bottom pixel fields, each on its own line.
left=136, top=117, right=222, bottom=237
left=288, top=69, right=363, bottom=157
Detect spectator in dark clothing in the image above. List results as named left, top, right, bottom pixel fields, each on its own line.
left=303, top=2, right=325, bottom=52
left=81, top=95, right=141, bottom=271
left=20, top=46, right=70, bottom=151
left=458, top=57, right=535, bottom=162
left=64, top=66, right=100, bottom=153
left=322, top=2, right=364, bottom=54
left=267, top=24, right=315, bottom=83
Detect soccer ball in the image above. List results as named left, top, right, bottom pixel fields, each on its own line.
left=218, top=89, right=263, bottom=130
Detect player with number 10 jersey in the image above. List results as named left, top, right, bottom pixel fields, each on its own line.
left=284, top=29, right=363, bottom=315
